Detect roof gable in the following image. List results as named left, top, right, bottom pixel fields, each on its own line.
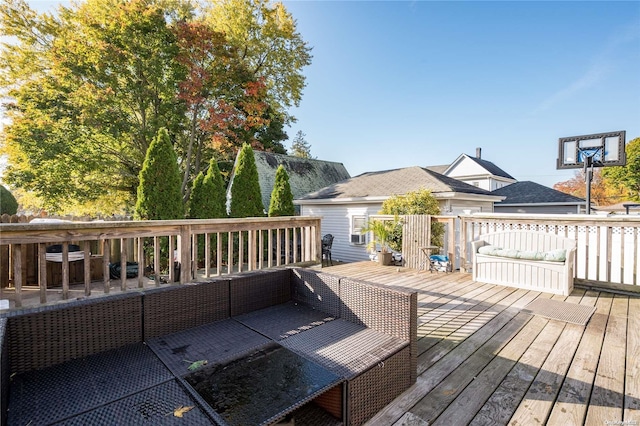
left=298, top=166, right=495, bottom=201
left=445, top=154, right=515, bottom=180
left=492, top=181, right=584, bottom=204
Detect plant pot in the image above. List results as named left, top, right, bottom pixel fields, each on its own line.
left=378, top=251, right=393, bottom=266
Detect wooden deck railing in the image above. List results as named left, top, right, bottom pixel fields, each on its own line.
left=0, top=216, right=322, bottom=307
left=460, top=213, right=640, bottom=292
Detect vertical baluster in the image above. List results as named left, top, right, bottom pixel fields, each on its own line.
left=216, top=232, right=222, bottom=276
left=38, top=243, right=47, bottom=304
left=137, top=237, right=145, bottom=288
left=62, top=242, right=69, bottom=300
left=83, top=241, right=91, bottom=296
left=154, top=236, right=160, bottom=287
left=205, top=232, right=211, bottom=278
left=102, top=239, right=111, bottom=294
left=120, top=238, right=127, bottom=292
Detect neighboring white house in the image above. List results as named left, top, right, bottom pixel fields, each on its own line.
left=437, top=148, right=517, bottom=191
left=295, top=166, right=504, bottom=263
left=433, top=149, right=586, bottom=213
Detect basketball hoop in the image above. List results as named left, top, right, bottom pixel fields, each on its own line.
left=557, top=131, right=626, bottom=214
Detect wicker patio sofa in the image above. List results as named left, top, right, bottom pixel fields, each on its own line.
left=0, top=267, right=416, bottom=426
left=472, top=231, right=576, bottom=296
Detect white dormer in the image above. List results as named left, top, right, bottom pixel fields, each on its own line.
left=443, top=148, right=517, bottom=192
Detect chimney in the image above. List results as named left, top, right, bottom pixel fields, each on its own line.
left=476, top=147, right=482, bottom=159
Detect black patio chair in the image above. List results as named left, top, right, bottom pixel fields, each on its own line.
left=322, top=234, right=334, bottom=266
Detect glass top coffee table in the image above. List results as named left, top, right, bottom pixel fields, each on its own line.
left=185, top=342, right=342, bottom=425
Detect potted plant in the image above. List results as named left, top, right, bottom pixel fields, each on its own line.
left=362, top=218, right=395, bottom=266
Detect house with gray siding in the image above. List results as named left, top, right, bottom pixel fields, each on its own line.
left=492, top=181, right=585, bottom=214
left=295, top=166, right=503, bottom=263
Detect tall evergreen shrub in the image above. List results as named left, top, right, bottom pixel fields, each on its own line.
left=189, top=158, right=228, bottom=265
left=229, top=144, right=264, bottom=218
left=268, top=165, right=294, bottom=216
left=189, top=158, right=227, bottom=219
left=134, top=128, right=184, bottom=220
left=0, top=185, right=19, bottom=215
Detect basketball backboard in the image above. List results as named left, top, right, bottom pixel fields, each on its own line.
left=557, top=130, right=626, bottom=170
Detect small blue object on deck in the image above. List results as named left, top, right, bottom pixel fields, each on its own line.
left=429, top=255, right=451, bottom=272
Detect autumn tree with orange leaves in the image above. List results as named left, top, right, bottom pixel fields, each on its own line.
left=0, top=0, right=310, bottom=215
left=553, top=169, right=626, bottom=206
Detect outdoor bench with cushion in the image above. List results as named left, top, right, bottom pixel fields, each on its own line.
left=472, top=231, right=576, bottom=296
left=0, top=267, right=417, bottom=426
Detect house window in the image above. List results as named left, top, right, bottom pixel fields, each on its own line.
left=350, top=215, right=367, bottom=245
left=472, top=181, right=480, bottom=187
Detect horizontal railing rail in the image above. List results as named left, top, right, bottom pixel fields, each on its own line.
left=0, top=216, right=322, bottom=308
left=460, top=213, right=640, bottom=292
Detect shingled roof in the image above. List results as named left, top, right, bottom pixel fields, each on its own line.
left=251, top=151, right=351, bottom=210
left=298, top=166, right=496, bottom=201
left=492, top=181, right=584, bottom=204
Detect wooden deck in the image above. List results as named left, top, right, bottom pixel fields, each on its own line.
left=320, top=262, right=639, bottom=426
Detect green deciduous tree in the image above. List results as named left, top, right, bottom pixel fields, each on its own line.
left=1, top=0, right=309, bottom=215
left=229, top=143, right=263, bottom=218
left=1, top=0, right=183, bottom=213
left=205, top=0, right=312, bottom=123
left=380, top=189, right=443, bottom=251
left=135, top=128, right=184, bottom=220
left=268, top=165, right=294, bottom=216
left=0, top=185, right=19, bottom=215
left=603, top=137, right=640, bottom=202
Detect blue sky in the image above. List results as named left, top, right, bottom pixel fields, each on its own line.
left=283, top=1, right=640, bottom=187
left=17, top=1, right=640, bottom=188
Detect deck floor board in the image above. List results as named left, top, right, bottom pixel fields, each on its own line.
left=317, top=261, right=640, bottom=426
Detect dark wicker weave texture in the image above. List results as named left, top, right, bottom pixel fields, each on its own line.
left=339, top=277, right=413, bottom=339
left=280, top=319, right=408, bottom=380
left=55, top=380, right=214, bottom=425
left=291, top=269, right=342, bottom=317
left=8, top=343, right=173, bottom=425
left=147, top=319, right=271, bottom=377
left=144, top=279, right=230, bottom=339
left=234, top=301, right=336, bottom=340
left=6, top=293, right=143, bottom=374
left=347, top=346, right=412, bottom=426
left=230, top=269, right=291, bottom=316
left=0, top=318, right=7, bottom=426
left=340, top=277, right=418, bottom=383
